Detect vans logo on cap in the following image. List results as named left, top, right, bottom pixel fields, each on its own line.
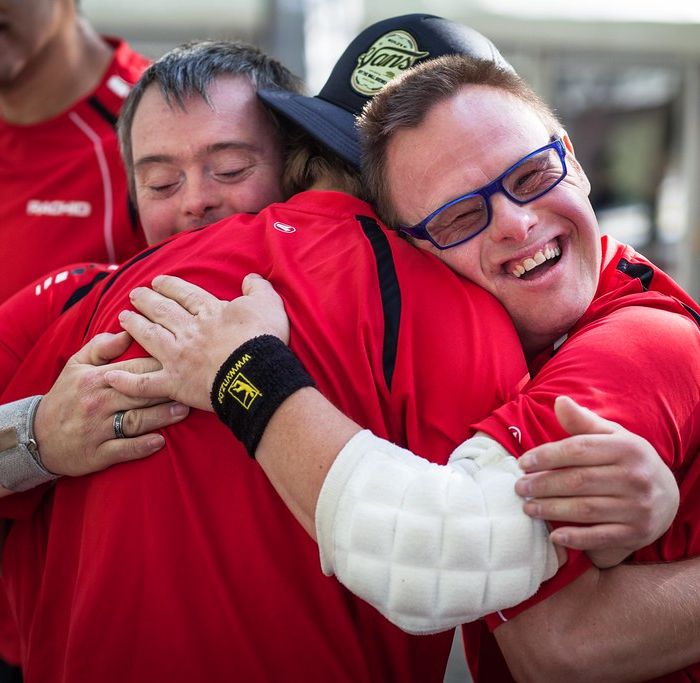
left=351, top=30, right=429, bottom=96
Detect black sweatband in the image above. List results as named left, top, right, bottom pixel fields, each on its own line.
left=210, top=335, right=315, bottom=457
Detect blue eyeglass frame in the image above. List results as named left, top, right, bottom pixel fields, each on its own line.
left=399, top=137, right=568, bottom=250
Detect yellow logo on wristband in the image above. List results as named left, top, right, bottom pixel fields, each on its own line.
left=225, top=372, right=262, bottom=410
left=217, top=353, right=262, bottom=409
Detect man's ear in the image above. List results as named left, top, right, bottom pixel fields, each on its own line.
left=561, top=131, right=591, bottom=195
left=561, top=132, right=575, bottom=156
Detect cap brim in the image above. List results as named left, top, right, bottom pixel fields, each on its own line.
left=259, top=89, right=361, bottom=169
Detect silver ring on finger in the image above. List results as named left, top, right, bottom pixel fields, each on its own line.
left=113, top=410, right=127, bottom=439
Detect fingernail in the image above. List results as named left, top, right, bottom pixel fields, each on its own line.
left=170, top=403, right=189, bottom=417
left=118, top=310, right=130, bottom=321
left=519, top=454, right=535, bottom=470
left=515, top=477, right=532, bottom=496
left=551, top=530, right=569, bottom=546
left=523, top=501, right=541, bottom=518
left=144, top=435, right=165, bottom=453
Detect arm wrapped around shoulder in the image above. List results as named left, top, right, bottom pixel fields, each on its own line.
left=315, top=430, right=558, bottom=634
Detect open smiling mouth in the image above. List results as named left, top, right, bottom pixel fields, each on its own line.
left=509, top=240, right=561, bottom=279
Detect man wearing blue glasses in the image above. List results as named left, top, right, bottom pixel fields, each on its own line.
left=110, top=49, right=700, bottom=682
left=398, top=136, right=567, bottom=254
left=359, top=54, right=700, bottom=681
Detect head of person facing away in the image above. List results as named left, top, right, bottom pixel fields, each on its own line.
left=357, top=54, right=601, bottom=359
left=117, top=40, right=302, bottom=245
left=258, top=12, right=511, bottom=206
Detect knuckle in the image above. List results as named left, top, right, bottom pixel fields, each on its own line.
left=141, top=358, right=161, bottom=372
left=626, top=467, right=655, bottom=496
left=572, top=498, right=598, bottom=521
left=137, top=324, right=157, bottom=343
left=566, top=437, right=589, bottom=460
left=80, top=391, right=105, bottom=416
left=152, top=300, right=171, bottom=318
left=135, top=375, right=152, bottom=393
left=183, top=291, right=200, bottom=311
left=563, top=469, right=587, bottom=493
left=75, top=370, right=100, bottom=394
left=122, top=410, right=142, bottom=437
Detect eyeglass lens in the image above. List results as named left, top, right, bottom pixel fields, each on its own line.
left=426, top=146, right=564, bottom=247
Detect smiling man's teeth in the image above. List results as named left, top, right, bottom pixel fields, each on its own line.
left=511, top=245, right=561, bottom=278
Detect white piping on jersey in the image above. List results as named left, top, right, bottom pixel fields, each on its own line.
left=107, top=75, right=131, bottom=99
left=67, top=111, right=116, bottom=263
left=34, top=264, right=118, bottom=297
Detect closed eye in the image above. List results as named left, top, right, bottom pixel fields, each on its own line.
left=430, top=206, right=485, bottom=245
left=150, top=182, right=177, bottom=192
left=215, top=165, right=253, bottom=182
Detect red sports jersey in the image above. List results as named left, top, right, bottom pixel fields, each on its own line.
left=0, top=192, right=527, bottom=682
left=0, top=38, right=149, bottom=305
left=463, top=236, right=700, bottom=682
left=0, top=262, right=117, bottom=388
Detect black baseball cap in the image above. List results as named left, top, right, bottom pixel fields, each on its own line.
left=259, top=14, right=514, bottom=169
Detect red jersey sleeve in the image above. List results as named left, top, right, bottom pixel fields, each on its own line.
left=475, top=299, right=700, bottom=470
left=473, top=296, right=700, bottom=627
left=0, top=263, right=116, bottom=391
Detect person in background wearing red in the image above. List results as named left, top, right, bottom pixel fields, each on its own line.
left=0, top=0, right=151, bottom=305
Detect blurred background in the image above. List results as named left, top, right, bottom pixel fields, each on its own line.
left=80, top=0, right=700, bottom=677
left=82, top=0, right=700, bottom=300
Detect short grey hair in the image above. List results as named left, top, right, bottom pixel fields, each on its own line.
left=118, top=40, right=303, bottom=200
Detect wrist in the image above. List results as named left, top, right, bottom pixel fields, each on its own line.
left=0, top=396, right=60, bottom=492
left=210, top=335, right=315, bottom=457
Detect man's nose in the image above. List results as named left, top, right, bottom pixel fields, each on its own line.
left=487, top=192, right=538, bottom=243
left=181, top=176, right=222, bottom=218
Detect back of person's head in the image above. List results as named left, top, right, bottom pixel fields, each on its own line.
left=118, top=40, right=302, bottom=198
left=281, top=125, right=365, bottom=199
left=359, top=54, right=561, bottom=225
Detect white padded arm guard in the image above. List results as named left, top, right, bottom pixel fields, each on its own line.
left=316, top=430, right=558, bottom=634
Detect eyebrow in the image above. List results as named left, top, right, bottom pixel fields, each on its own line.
left=134, top=141, right=263, bottom=170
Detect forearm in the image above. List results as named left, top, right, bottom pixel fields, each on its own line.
left=315, top=430, right=556, bottom=633
left=256, top=393, right=557, bottom=634
left=255, top=387, right=361, bottom=537
left=496, top=558, right=700, bottom=682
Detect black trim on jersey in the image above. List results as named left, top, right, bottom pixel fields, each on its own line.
left=61, top=270, right=112, bottom=314
left=88, top=96, right=118, bottom=128
left=357, top=215, right=401, bottom=390
left=616, top=258, right=654, bottom=290
left=682, top=303, right=700, bottom=328
left=615, top=257, right=700, bottom=327
left=82, top=244, right=166, bottom=339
